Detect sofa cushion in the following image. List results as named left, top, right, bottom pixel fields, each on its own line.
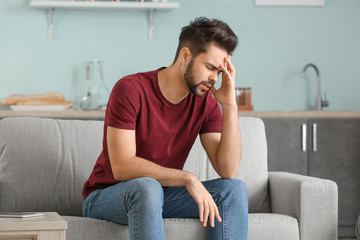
left=63, top=216, right=207, bottom=240
left=63, top=213, right=298, bottom=240
left=184, top=117, right=270, bottom=213
left=0, top=117, right=103, bottom=216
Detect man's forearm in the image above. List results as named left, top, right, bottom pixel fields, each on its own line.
left=112, top=155, right=193, bottom=187
left=215, top=104, right=241, bottom=179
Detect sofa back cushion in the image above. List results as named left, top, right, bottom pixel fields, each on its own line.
left=0, top=116, right=269, bottom=216
left=0, top=117, right=103, bottom=216
left=184, top=117, right=270, bottom=213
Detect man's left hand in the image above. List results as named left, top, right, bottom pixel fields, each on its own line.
left=210, top=56, right=237, bottom=108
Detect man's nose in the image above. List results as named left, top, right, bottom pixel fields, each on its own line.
left=209, top=72, right=219, bottom=83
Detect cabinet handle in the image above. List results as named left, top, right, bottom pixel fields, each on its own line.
left=313, top=123, right=317, bottom=152
left=302, top=123, right=307, bottom=152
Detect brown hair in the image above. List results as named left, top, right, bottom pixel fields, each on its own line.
left=173, top=17, right=238, bottom=63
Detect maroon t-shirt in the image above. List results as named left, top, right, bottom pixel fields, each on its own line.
left=82, top=68, right=222, bottom=199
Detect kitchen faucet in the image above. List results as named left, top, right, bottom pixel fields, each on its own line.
left=301, top=63, right=329, bottom=111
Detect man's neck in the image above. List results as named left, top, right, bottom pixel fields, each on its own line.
left=158, top=64, right=190, bottom=104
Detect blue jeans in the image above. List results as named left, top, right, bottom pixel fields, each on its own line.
left=83, top=177, right=248, bottom=240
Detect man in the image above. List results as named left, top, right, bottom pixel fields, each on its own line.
left=82, top=17, right=248, bottom=240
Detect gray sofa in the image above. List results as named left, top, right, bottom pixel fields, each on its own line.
left=0, top=117, right=338, bottom=240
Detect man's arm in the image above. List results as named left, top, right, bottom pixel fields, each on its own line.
left=203, top=56, right=241, bottom=179
left=200, top=105, right=241, bottom=179
left=107, top=126, right=221, bottom=227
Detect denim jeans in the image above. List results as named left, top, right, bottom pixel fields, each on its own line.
left=83, top=177, right=248, bottom=240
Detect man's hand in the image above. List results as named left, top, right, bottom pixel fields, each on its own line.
left=210, top=56, right=237, bottom=108
left=185, top=173, right=222, bottom=228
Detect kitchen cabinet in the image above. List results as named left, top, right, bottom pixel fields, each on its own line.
left=261, top=118, right=308, bottom=175
left=308, top=118, right=360, bottom=237
left=262, top=117, right=360, bottom=238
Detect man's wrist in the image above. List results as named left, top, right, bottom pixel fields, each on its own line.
left=221, top=103, right=238, bottom=112
left=184, top=171, right=197, bottom=186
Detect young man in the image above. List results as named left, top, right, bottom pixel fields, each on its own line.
left=82, top=17, right=248, bottom=240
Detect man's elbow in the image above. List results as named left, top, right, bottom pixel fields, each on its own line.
left=221, top=172, right=237, bottom=180
left=218, top=160, right=241, bottom=179
left=110, top=155, right=138, bottom=182
left=218, top=167, right=239, bottom=179
left=111, top=164, right=134, bottom=182
left=112, top=169, right=127, bottom=181
left=219, top=161, right=241, bottom=179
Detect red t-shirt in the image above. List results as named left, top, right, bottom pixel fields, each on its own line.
left=82, top=68, right=222, bottom=199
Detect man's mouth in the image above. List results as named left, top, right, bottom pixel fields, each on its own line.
left=202, top=83, right=213, bottom=91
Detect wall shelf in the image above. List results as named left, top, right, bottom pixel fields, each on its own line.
left=29, top=0, right=180, bottom=40
left=255, top=0, right=325, bottom=6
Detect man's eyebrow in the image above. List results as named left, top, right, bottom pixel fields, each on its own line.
left=206, top=63, right=220, bottom=70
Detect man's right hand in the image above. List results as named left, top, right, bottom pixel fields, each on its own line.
left=185, top=173, right=222, bottom=228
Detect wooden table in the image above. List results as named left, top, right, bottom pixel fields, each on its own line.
left=0, top=212, right=67, bottom=240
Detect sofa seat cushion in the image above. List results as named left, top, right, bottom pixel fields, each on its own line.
left=63, top=213, right=299, bottom=240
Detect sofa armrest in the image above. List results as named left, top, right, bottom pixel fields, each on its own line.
left=269, top=172, right=338, bottom=240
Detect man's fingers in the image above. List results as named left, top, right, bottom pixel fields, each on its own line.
left=203, top=203, right=209, bottom=227
left=199, top=203, right=204, bottom=222
left=209, top=206, right=215, bottom=228
left=215, top=205, right=222, bottom=223
left=219, top=63, right=233, bottom=83
left=225, top=56, right=235, bottom=73
left=199, top=201, right=221, bottom=228
left=219, top=63, right=230, bottom=76
left=224, top=56, right=235, bottom=79
left=210, top=203, right=221, bottom=228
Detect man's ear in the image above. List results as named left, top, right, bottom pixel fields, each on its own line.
left=179, top=47, right=192, bottom=64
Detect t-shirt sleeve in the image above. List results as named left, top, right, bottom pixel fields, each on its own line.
left=199, top=93, right=223, bottom=134
left=105, top=78, right=140, bottom=130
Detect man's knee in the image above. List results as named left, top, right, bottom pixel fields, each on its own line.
left=127, top=177, right=164, bottom=208
left=217, top=178, right=248, bottom=200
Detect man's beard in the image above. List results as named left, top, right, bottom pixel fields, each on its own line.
left=184, top=58, right=214, bottom=97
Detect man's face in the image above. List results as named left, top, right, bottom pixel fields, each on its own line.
left=184, top=43, right=228, bottom=97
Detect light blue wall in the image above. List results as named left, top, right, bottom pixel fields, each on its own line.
left=1, top=0, right=359, bottom=111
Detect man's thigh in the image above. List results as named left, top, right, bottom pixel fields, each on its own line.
left=83, top=177, right=163, bottom=224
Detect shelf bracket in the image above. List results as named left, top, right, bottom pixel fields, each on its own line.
left=148, top=9, right=156, bottom=40
left=48, top=7, right=55, bottom=40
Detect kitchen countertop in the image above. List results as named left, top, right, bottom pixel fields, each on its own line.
left=237, top=111, right=360, bottom=118
left=0, top=109, right=105, bottom=119
left=1, top=108, right=360, bottom=119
